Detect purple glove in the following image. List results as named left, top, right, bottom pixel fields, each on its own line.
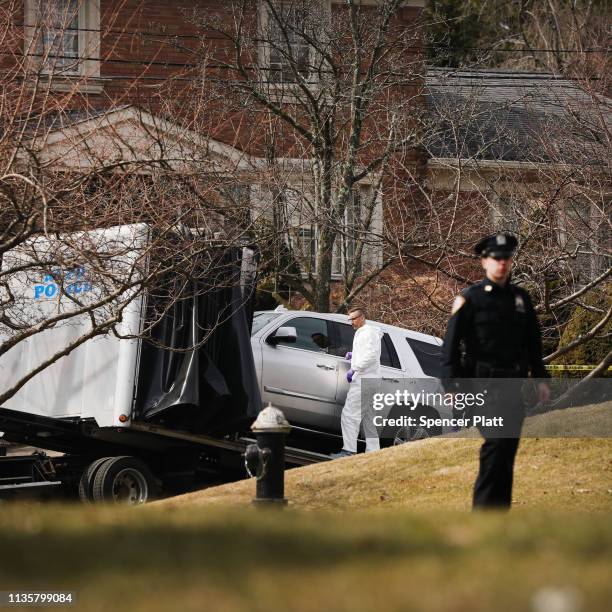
left=346, top=369, right=354, bottom=383
left=345, top=352, right=352, bottom=361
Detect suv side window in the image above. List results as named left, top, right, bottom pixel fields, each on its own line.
left=406, top=337, right=442, bottom=377
left=382, top=334, right=402, bottom=369
left=271, top=317, right=331, bottom=352
left=330, top=323, right=401, bottom=369
left=328, top=322, right=355, bottom=357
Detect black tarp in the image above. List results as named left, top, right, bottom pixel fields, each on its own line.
left=135, top=246, right=261, bottom=435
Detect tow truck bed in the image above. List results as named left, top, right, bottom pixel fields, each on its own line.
left=0, top=406, right=329, bottom=500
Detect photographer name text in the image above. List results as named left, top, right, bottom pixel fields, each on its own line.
left=372, top=414, right=504, bottom=428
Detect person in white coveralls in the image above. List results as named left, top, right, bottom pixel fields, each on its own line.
left=330, top=308, right=383, bottom=458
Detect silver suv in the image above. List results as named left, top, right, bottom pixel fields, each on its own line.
left=250, top=307, right=448, bottom=447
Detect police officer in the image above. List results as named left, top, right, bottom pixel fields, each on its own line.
left=441, top=232, right=550, bottom=509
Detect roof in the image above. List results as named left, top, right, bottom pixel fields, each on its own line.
left=18, top=106, right=257, bottom=171
left=17, top=106, right=131, bottom=136
left=424, top=68, right=610, bottom=163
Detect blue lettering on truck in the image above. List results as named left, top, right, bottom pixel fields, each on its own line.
left=33, top=266, right=93, bottom=300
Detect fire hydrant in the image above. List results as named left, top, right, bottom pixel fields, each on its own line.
left=244, top=403, right=291, bottom=506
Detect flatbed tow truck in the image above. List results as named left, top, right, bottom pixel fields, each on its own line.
left=0, top=224, right=328, bottom=504
left=0, top=407, right=329, bottom=503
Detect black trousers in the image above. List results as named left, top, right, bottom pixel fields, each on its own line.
left=472, top=382, right=525, bottom=510
left=473, top=437, right=521, bottom=509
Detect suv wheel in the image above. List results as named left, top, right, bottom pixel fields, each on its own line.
left=393, top=425, right=431, bottom=445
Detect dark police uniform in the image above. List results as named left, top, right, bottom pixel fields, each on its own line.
left=441, top=233, right=548, bottom=509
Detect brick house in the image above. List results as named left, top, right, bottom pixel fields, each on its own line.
left=424, top=68, right=610, bottom=285
left=8, top=0, right=429, bottom=316
left=8, top=2, right=608, bottom=334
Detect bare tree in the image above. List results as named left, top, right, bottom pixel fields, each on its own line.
left=384, top=66, right=611, bottom=368
left=171, top=0, right=426, bottom=312
left=510, top=0, right=609, bottom=81
left=425, top=0, right=610, bottom=87
left=0, top=2, right=258, bottom=407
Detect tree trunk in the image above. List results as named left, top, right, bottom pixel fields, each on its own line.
left=314, top=226, right=334, bottom=312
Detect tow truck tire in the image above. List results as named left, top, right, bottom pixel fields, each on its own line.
left=78, top=457, right=114, bottom=503
left=92, top=456, right=158, bottom=504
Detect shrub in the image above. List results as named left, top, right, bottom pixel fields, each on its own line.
left=551, top=285, right=611, bottom=378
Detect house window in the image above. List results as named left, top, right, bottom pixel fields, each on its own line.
left=220, top=183, right=252, bottom=230
left=332, top=185, right=380, bottom=276
left=558, top=199, right=608, bottom=284
left=282, top=186, right=316, bottom=274
left=38, top=0, right=80, bottom=74
left=261, top=1, right=326, bottom=85
left=260, top=181, right=382, bottom=278
left=25, top=0, right=100, bottom=80
left=489, top=192, right=519, bottom=233
left=296, top=226, right=316, bottom=272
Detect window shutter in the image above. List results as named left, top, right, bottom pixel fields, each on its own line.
left=362, top=188, right=383, bottom=271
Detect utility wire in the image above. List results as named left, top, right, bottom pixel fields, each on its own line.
left=14, top=22, right=611, bottom=53
left=6, top=52, right=606, bottom=82
left=11, top=73, right=609, bottom=92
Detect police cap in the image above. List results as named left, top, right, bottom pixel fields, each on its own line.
left=474, top=233, right=518, bottom=258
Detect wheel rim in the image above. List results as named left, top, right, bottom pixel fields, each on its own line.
left=393, top=425, right=430, bottom=445
left=412, top=426, right=430, bottom=441
left=111, top=468, right=149, bottom=504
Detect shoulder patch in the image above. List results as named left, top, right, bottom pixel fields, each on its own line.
left=451, top=295, right=466, bottom=314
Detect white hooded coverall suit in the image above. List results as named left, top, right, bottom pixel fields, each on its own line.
left=341, top=324, right=383, bottom=453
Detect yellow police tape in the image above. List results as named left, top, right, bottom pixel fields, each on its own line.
left=545, top=364, right=612, bottom=371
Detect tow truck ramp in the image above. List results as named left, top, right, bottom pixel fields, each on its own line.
left=0, top=406, right=329, bottom=503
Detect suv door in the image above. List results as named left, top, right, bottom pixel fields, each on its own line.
left=260, top=316, right=339, bottom=430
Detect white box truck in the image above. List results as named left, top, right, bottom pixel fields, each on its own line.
left=0, top=224, right=323, bottom=503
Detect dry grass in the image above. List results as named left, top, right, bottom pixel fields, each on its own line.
left=0, top=504, right=610, bottom=612
left=158, top=404, right=612, bottom=512
left=0, top=404, right=609, bottom=612
left=522, top=402, right=612, bottom=437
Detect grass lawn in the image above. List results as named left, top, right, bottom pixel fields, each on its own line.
left=0, top=404, right=610, bottom=611
left=0, top=505, right=610, bottom=612
left=162, top=436, right=612, bottom=512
